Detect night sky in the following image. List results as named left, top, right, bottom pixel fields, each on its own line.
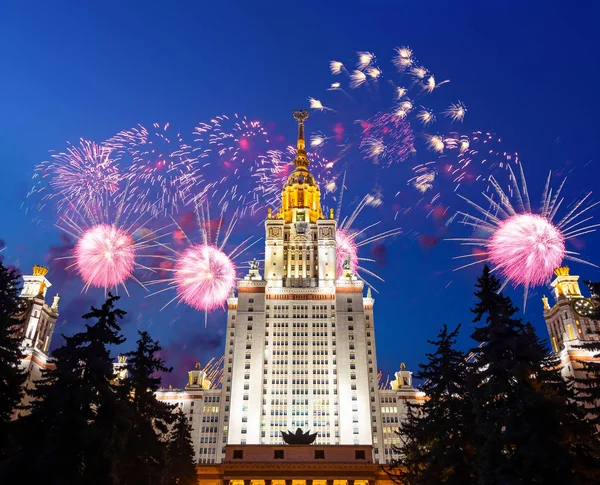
left=1, top=1, right=600, bottom=386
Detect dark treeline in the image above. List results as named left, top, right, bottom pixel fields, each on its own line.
left=389, top=265, right=600, bottom=485
left=0, top=261, right=197, bottom=485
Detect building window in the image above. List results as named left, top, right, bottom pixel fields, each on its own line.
left=274, top=450, right=284, bottom=459
left=355, top=450, right=366, bottom=460
left=315, top=450, right=325, bottom=459
left=249, top=298, right=254, bottom=303
left=233, top=449, right=244, bottom=459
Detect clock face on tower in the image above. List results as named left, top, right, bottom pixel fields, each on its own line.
left=571, top=298, right=596, bottom=318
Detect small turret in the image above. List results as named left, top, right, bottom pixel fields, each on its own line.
left=551, top=266, right=583, bottom=302
left=391, top=362, right=413, bottom=390
left=187, top=362, right=212, bottom=390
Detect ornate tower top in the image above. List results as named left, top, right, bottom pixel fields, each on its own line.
left=293, top=108, right=310, bottom=170
left=20, top=265, right=52, bottom=300
left=278, top=110, right=323, bottom=223
left=551, top=265, right=583, bottom=302
left=33, top=265, right=49, bottom=277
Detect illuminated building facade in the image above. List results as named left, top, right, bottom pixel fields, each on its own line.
left=157, top=111, right=425, bottom=466
left=543, top=266, right=600, bottom=380
left=13, top=265, right=60, bottom=410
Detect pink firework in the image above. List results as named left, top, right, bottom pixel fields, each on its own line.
left=334, top=193, right=402, bottom=285
left=105, top=123, right=199, bottom=215
left=174, top=244, right=236, bottom=312
left=359, top=112, right=415, bottom=167
left=75, top=224, right=135, bottom=289
left=489, top=214, right=565, bottom=287
left=34, top=139, right=120, bottom=211
left=452, top=164, right=598, bottom=298
left=336, top=229, right=358, bottom=277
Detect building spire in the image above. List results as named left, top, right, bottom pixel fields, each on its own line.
left=292, top=108, right=310, bottom=170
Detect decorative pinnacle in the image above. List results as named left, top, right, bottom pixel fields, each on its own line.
left=293, top=108, right=310, bottom=170
left=33, top=265, right=49, bottom=277
left=554, top=266, right=570, bottom=277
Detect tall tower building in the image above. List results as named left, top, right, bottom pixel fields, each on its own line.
left=13, top=266, right=60, bottom=407
left=157, top=111, right=424, bottom=465
left=543, top=266, right=599, bottom=380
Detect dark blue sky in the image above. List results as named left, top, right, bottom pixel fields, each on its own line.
left=1, top=1, right=600, bottom=385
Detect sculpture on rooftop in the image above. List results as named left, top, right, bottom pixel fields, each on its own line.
left=281, top=428, right=318, bottom=445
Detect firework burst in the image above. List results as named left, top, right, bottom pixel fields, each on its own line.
left=359, top=112, right=416, bottom=167
left=409, top=163, right=437, bottom=193
left=335, top=192, right=402, bottom=286
left=450, top=164, right=599, bottom=302
left=253, top=145, right=338, bottom=211
left=191, top=114, right=274, bottom=217
left=105, top=122, right=200, bottom=215
left=174, top=244, right=236, bottom=312
left=56, top=193, right=168, bottom=293
left=34, top=139, right=120, bottom=212
left=147, top=200, right=260, bottom=316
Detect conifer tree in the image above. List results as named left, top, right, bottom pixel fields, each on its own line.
left=166, top=411, right=198, bottom=485
left=573, top=280, right=600, bottom=431
left=389, top=324, right=477, bottom=485
left=0, top=262, right=26, bottom=459
left=116, top=330, right=174, bottom=485
left=470, top=265, right=597, bottom=484
left=6, top=294, right=128, bottom=485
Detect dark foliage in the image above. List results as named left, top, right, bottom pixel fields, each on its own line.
left=116, top=331, right=175, bottom=485
left=470, top=265, right=598, bottom=484
left=166, top=412, right=198, bottom=485
left=7, top=294, right=128, bottom=485
left=389, top=324, right=477, bottom=485
left=0, top=262, right=25, bottom=459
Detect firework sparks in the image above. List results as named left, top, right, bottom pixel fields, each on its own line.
left=174, top=244, right=236, bottom=312
left=411, top=66, right=428, bottom=80
left=424, top=75, right=450, bottom=93
left=349, top=70, right=368, bottom=89
left=75, top=224, right=135, bottom=289
left=336, top=229, right=359, bottom=276
left=191, top=114, right=273, bottom=217
left=254, top=146, right=337, bottom=209
left=416, top=108, right=436, bottom=125
left=56, top=192, right=168, bottom=293
left=147, top=201, right=259, bottom=315
left=436, top=131, right=518, bottom=192
left=426, top=135, right=445, bottom=153
left=395, top=87, right=408, bottom=99
left=410, top=163, right=437, bottom=193
left=330, top=61, right=344, bottom=75
left=310, top=132, right=328, bottom=148
left=359, top=112, right=415, bottom=167
left=366, top=67, right=382, bottom=79
left=445, top=102, right=467, bottom=122
left=34, top=139, right=120, bottom=212
left=335, top=194, right=402, bottom=285
left=393, top=46, right=413, bottom=70
left=309, top=97, right=332, bottom=112
left=356, top=51, right=374, bottom=70
left=450, top=164, right=599, bottom=300
left=105, top=123, right=199, bottom=215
